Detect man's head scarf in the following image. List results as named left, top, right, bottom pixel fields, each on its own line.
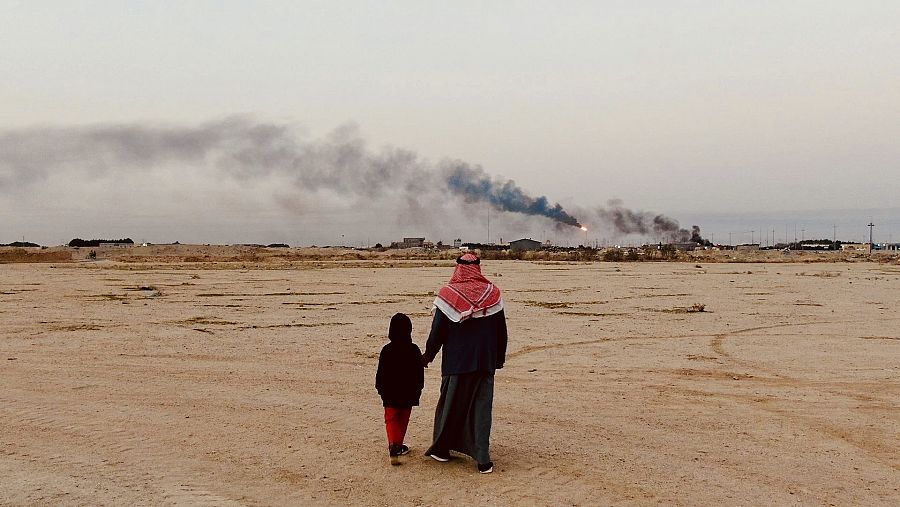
left=433, top=253, right=503, bottom=323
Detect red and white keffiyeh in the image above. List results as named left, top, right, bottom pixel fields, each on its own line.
left=433, top=253, right=503, bottom=323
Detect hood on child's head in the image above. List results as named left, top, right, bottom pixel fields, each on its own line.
left=388, top=313, right=412, bottom=343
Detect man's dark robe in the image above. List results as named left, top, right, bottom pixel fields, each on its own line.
left=424, top=308, right=507, bottom=464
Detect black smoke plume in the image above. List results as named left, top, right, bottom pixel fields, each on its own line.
left=596, top=200, right=706, bottom=243
left=0, top=118, right=708, bottom=240
left=443, top=162, right=581, bottom=228
left=0, top=117, right=584, bottom=229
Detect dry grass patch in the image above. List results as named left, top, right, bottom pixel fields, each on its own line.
left=85, top=293, right=129, bottom=301
left=240, top=322, right=351, bottom=329
left=520, top=300, right=572, bottom=309
left=48, top=324, right=105, bottom=331
left=651, top=303, right=707, bottom=313
left=176, top=316, right=238, bottom=326
left=557, top=311, right=627, bottom=317
left=519, top=299, right=606, bottom=309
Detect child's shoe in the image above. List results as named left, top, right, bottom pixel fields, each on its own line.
left=389, top=444, right=402, bottom=466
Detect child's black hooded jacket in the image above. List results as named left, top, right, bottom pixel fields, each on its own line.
left=375, top=314, right=425, bottom=408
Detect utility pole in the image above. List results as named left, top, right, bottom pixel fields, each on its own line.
left=728, top=232, right=732, bottom=247
left=832, top=224, right=837, bottom=249
left=487, top=206, right=490, bottom=244
left=868, top=221, right=875, bottom=248
left=751, top=230, right=755, bottom=245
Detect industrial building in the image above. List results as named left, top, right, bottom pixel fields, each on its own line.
left=509, top=238, right=542, bottom=252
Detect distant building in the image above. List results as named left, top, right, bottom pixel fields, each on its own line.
left=97, top=241, right=133, bottom=248
left=389, top=237, right=426, bottom=249
left=673, top=242, right=700, bottom=251
left=509, top=238, right=542, bottom=252
left=453, top=238, right=462, bottom=248
left=841, top=243, right=870, bottom=253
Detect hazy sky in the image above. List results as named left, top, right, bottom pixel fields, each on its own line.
left=2, top=1, right=898, bottom=245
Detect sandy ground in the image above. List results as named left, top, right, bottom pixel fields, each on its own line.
left=1, top=260, right=898, bottom=506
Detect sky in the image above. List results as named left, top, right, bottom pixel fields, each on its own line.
left=2, top=1, right=898, bottom=246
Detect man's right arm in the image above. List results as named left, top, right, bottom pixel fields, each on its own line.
left=496, top=310, right=508, bottom=369
left=423, top=310, right=448, bottom=365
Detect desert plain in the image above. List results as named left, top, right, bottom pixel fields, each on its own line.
left=1, top=252, right=899, bottom=506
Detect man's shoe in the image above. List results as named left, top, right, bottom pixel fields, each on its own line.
left=398, top=444, right=410, bottom=456
left=477, top=462, right=494, bottom=474
left=426, top=450, right=450, bottom=462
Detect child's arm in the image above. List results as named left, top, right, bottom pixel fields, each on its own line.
left=413, top=345, right=425, bottom=391
left=375, top=348, right=386, bottom=395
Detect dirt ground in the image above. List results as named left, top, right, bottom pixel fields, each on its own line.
left=1, top=259, right=898, bottom=506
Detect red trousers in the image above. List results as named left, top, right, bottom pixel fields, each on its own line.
left=384, top=407, right=412, bottom=445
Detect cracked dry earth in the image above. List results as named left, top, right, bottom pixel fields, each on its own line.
left=1, top=260, right=898, bottom=506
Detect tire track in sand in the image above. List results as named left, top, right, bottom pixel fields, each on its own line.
left=709, top=318, right=900, bottom=398
left=702, top=319, right=900, bottom=472
left=506, top=332, right=707, bottom=360
left=657, top=385, right=900, bottom=473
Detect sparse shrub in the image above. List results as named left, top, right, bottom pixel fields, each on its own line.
left=660, top=244, right=678, bottom=260
left=602, top=249, right=623, bottom=262
left=506, top=249, right=524, bottom=260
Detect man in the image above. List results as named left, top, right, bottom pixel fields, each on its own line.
left=422, top=253, right=508, bottom=474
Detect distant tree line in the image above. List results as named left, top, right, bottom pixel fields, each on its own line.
left=0, top=241, right=41, bottom=247
left=68, top=238, right=134, bottom=247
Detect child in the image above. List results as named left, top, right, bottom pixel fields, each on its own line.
left=375, top=313, right=425, bottom=465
